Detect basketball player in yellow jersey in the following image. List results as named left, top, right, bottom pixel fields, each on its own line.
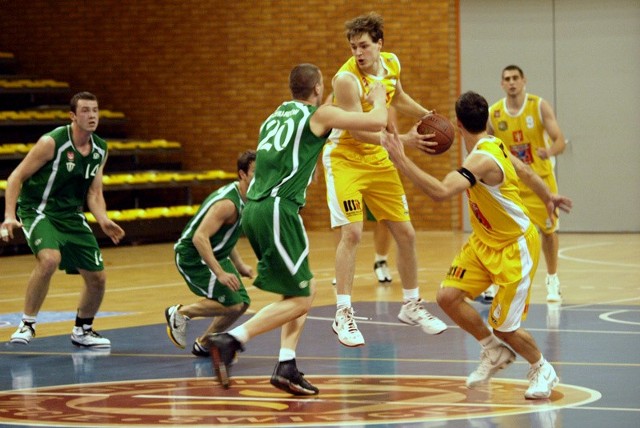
left=323, top=12, right=447, bottom=347
left=382, top=91, right=572, bottom=399
left=488, top=65, right=567, bottom=303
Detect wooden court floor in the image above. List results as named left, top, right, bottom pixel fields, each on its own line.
left=0, top=231, right=639, bottom=427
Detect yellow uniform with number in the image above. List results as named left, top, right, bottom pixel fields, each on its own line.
left=441, top=136, right=540, bottom=332
left=322, top=52, right=410, bottom=227
left=489, top=94, right=558, bottom=233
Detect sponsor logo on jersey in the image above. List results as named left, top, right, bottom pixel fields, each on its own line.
left=512, top=130, right=524, bottom=143
left=342, top=199, right=361, bottom=217
left=509, top=143, right=533, bottom=164
left=498, top=120, right=508, bottom=131
left=446, top=264, right=466, bottom=280
left=66, top=150, right=76, bottom=172
left=470, top=201, right=492, bottom=230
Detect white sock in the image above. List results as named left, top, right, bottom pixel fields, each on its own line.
left=22, top=314, right=36, bottom=324
left=531, top=356, right=546, bottom=370
left=228, top=325, right=249, bottom=344
left=547, top=273, right=558, bottom=280
left=279, top=348, right=296, bottom=362
left=375, top=254, right=387, bottom=263
left=336, top=294, right=351, bottom=310
left=479, top=334, right=501, bottom=349
left=402, top=288, right=420, bottom=302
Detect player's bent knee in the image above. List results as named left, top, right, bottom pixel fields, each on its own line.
left=36, top=250, right=62, bottom=273
left=231, top=302, right=249, bottom=317
left=436, top=286, right=462, bottom=309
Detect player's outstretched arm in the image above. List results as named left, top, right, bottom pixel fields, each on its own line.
left=311, top=82, right=387, bottom=136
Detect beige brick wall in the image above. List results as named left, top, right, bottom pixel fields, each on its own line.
left=0, top=0, right=461, bottom=230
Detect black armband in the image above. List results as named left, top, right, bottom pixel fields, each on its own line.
left=457, top=167, right=477, bottom=187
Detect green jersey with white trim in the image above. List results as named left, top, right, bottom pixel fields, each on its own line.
left=174, top=181, right=244, bottom=260
left=17, top=125, right=107, bottom=219
left=248, top=101, right=328, bottom=207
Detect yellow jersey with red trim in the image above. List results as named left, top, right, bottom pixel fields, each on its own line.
left=326, top=52, right=399, bottom=155
left=467, top=136, right=534, bottom=248
left=489, top=93, right=554, bottom=178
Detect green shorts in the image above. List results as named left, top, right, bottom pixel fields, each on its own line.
left=365, top=204, right=376, bottom=222
left=241, top=197, right=313, bottom=297
left=174, top=248, right=250, bottom=306
left=20, top=212, right=103, bottom=274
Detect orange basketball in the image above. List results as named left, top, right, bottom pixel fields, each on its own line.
left=417, top=113, right=455, bottom=155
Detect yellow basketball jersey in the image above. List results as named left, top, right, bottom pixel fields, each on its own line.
left=467, top=136, right=534, bottom=248
left=327, top=52, right=399, bottom=154
left=489, top=94, right=554, bottom=178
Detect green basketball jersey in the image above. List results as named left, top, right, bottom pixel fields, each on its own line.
left=174, top=181, right=244, bottom=260
left=17, top=125, right=107, bottom=219
left=248, top=101, right=328, bottom=207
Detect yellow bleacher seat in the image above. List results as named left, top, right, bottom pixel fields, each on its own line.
left=143, top=207, right=170, bottom=219
left=0, top=79, right=69, bottom=89
left=118, top=209, right=146, bottom=221
left=196, top=170, right=237, bottom=181
left=107, top=139, right=181, bottom=151
left=84, top=206, right=199, bottom=222
left=171, top=173, right=197, bottom=182
left=151, top=173, right=175, bottom=183
left=103, top=174, right=133, bottom=185
left=127, top=172, right=156, bottom=184
left=165, top=205, right=199, bottom=218
left=107, top=142, right=127, bottom=150
left=84, top=210, right=122, bottom=223
left=0, top=144, right=31, bottom=155
left=0, top=109, right=125, bottom=122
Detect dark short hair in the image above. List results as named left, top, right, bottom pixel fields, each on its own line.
left=237, top=149, right=256, bottom=175
left=345, top=12, right=384, bottom=43
left=70, top=92, right=97, bottom=113
left=502, top=64, right=524, bottom=79
left=455, top=91, right=489, bottom=133
left=289, top=63, right=321, bottom=99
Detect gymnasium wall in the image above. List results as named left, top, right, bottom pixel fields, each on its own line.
left=0, top=1, right=461, bottom=231
left=460, top=0, right=640, bottom=232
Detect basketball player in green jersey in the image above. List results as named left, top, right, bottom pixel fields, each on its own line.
left=1, top=92, right=125, bottom=348
left=488, top=65, right=567, bottom=303
left=382, top=91, right=572, bottom=399
left=207, top=63, right=388, bottom=395
left=164, top=150, right=256, bottom=358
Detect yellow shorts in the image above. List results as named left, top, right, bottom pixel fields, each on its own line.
left=322, top=142, right=410, bottom=228
left=519, top=174, right=559, bottom=234
left=441, top=226, right=540, bottom=332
